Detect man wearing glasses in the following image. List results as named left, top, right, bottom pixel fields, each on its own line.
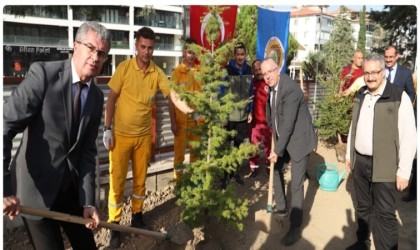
left=261, top=57, right=317, bottom=246
left=345, top=54, right=416, bottom=250
left=4, top=21, right=110, bottom=249
left=102, top=27, right=193, bottom=248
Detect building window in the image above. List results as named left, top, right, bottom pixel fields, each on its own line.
left=134, top=8, right=181, bottom=29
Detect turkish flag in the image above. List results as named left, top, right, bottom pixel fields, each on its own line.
left=190, top=5, right=237, bottom=50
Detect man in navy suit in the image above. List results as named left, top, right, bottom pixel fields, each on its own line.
left=3, top=21, right=111, bottom=249
left=261, top=58, right=317, bottom=246
left=384, top=45, right=415, bottom=102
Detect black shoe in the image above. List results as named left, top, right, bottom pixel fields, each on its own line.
left=131, top=212, right=149, bottom=229
left=231, top=174, right=244, bottom=185
left=109, top=222, right=121, bottom=248
left=272, top=208, right=288, bottom=217
left=281, top=227, right=300, bottom=246
left=402, top=194, right=416, bottom=202
left=346, top=241, right=370, bottom=250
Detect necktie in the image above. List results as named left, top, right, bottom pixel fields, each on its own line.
left=387, top=67, right=393, bottom=82
left=271, top=89, right=277, bottom=135
left=73, top=82, right=87, bottom=131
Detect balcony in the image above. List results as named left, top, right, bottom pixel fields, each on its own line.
left=72, top=12, right=129, bottom=25
left=111, top=40, right=129, bottom=49
left=3, top=35, right=68, bottom=47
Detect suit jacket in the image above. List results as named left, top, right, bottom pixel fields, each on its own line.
left=393, top=64, right=415, bottom=103
left=266, top=74, right=317, bottom=162
left=3, top=59, right=104, bottom=213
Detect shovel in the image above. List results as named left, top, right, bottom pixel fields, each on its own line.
left=20, top=205, right=191, bottom=245
left=254, top=137, right=282, bottom=234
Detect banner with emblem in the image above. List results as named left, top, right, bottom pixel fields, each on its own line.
left=190, top=5, right=238, bottom=50
left=257, top=7, right=290, bottom=73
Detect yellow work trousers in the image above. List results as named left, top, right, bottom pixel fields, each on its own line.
left=173, top=119, right=200, bottom=179
left=107, top=134, right=151, bottom=223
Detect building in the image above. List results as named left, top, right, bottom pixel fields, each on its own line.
left=289, top=5, right=377, bottom=63
left=3, top=5, right=186, bottom=77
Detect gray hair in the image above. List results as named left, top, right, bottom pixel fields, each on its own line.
left=75, top=21, right=112, bottom=45
left=364, top=54, right=385, bottom=69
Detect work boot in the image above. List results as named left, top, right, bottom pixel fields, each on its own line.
left=109, top=222, right=121, bottom=248
left=131, top=212, right=148, bottom=229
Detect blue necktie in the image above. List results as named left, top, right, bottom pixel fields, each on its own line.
left=387, top=67, right=393, bottom=83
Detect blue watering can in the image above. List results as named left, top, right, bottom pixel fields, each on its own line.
left=316, top=163, right=347, bottom=192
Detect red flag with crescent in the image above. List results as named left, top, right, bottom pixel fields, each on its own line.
left=190, top=5, right=238, bottom=50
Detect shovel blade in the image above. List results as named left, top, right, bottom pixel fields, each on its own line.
left=254, top=209, right=283, bottom=234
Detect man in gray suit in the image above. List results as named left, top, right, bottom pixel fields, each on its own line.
left=3, top=21, right=111, bottom=249
left=261, top=58, right=317, bottom=246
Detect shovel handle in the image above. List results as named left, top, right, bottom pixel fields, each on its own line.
left=267, top=135, right=275, bottom=212
left=20, top=205, right=169, bottom=240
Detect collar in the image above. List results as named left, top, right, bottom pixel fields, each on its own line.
left=178, top=61, right=200, bottom=73
left=133, top=57, right=157, bottom=73
left=363, top=79, right=386, bottom=97
left=387, top=64, right=397, bottom=71
left=71, top=59, right=92, bottom=87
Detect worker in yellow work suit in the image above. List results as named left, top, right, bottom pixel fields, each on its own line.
left=170, top=37, right=202, bottom=180
left=102, top=27, right=193, bottom=248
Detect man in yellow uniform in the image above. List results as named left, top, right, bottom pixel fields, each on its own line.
left=103, top=27, right=193, bottom=248
left=170, top=38, right=202, bottom=180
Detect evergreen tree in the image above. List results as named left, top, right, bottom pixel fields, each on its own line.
left=314, top=6, right=355, bottom=142
left=357, top=6, right=367, bottom=55
left=173, top=6, right=257, bottom=230
left=370, top=6, right=417, bottom=61
left=235, top=6, right=258, bottom=61
left=287, top=34, right=299, bottom=67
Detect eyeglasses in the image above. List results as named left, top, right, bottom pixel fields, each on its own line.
left=76, top=41, right=108, bottom=62
left=363, top=69, right=383, bottom=77
left=262, top=67, right=278, bottom=78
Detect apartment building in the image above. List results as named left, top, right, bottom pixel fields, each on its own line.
left=289, top=5, right=377, bottom=63
left=3, top=5, right=186, bottom=77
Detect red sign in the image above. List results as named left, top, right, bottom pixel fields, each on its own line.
left=190, top=5, right=237, bottom=50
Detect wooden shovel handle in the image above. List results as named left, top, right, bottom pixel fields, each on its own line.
left=267, top=135, right=275, bottom=211
left=20, top=205, right=169, bottom=240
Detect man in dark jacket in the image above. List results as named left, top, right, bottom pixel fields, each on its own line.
left=219, top=42, right=253, bottom=186
left=345, top=54, right=416, bottom=250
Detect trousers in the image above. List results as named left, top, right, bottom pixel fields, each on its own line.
left=353, top=151, right=398, bottom=250
left=108, top=134, right=151, bottom=222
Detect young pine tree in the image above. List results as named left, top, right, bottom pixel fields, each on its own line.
left=172, top=6, right=257, bottom=230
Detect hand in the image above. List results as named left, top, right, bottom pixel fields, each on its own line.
left=103, top=130, right=114, bottom=150
left=345, top=160, right=351, bottom=172
left=247, top=113, right=253, bottom=124
left=3, top=196, right=20, bottom=220
left=83, top=206, right=100, bottom=229
left=396, top=176, right=409, bottom=192
left=268, top=151, right=278, bottom=163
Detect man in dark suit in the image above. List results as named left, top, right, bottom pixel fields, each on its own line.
left=384, top=45, right=416, bottom=102
left=261, top=57, right=317, bottom=246
left=3, top=21, right=111, bottom=249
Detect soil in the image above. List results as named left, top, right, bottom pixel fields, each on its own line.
left=3, top=142, right=417, bottom=250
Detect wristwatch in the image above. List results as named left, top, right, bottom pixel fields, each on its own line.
left=103, top=126, right=112, bottom=132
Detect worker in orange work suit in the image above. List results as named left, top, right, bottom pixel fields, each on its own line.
left=170, top=37, right=202, bottom=180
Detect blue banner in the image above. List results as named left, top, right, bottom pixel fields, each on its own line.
left=257, top=7, right=290, bottom=73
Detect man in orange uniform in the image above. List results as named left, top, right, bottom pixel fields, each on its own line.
left=103, top=27, right=193, bottom=248
left=170, top=38, right=202, bottom=180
